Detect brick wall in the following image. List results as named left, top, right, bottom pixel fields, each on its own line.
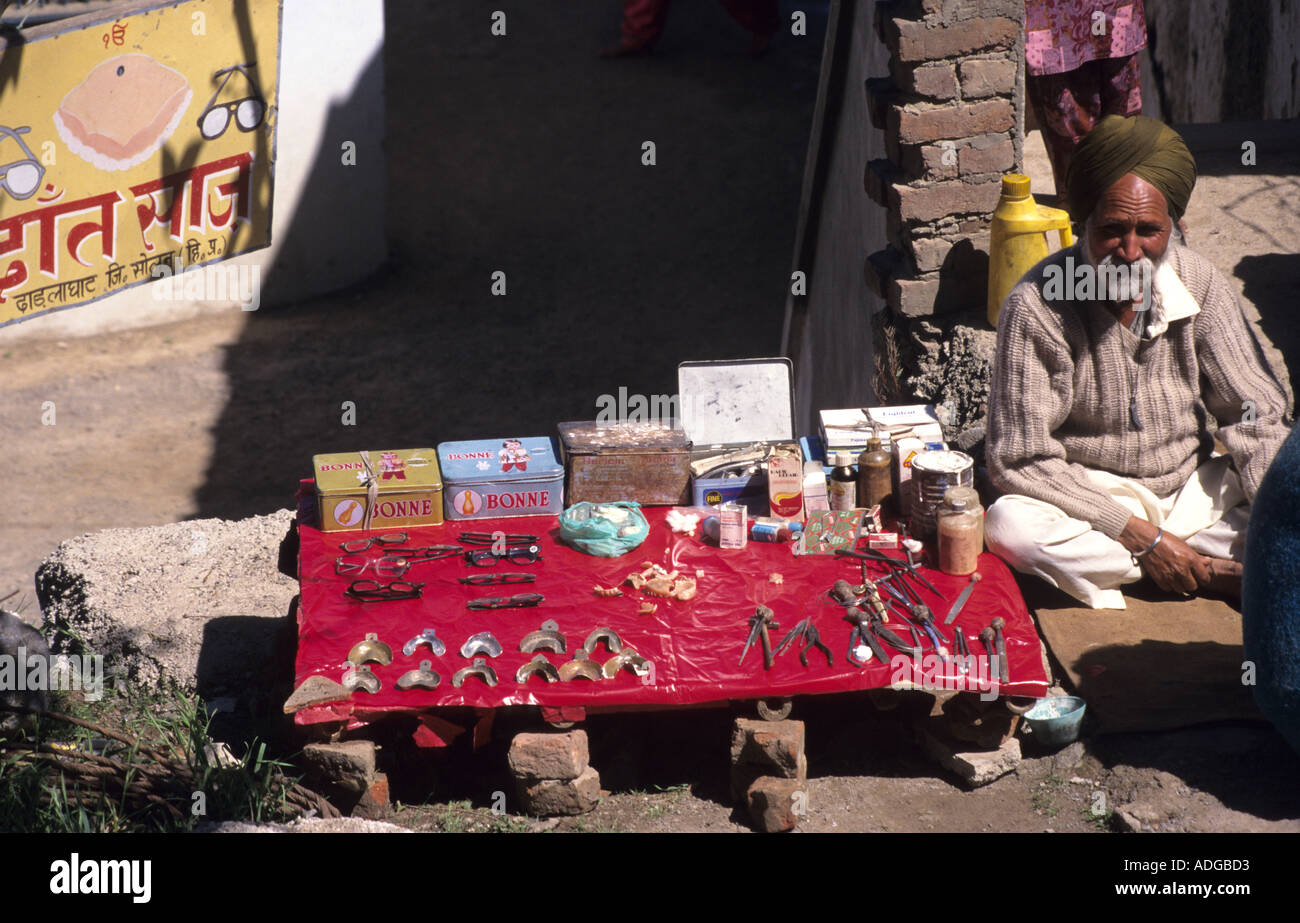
left=864, top=0, right=1023, bottom=319
left=862, top=0, right=1024, bottom=447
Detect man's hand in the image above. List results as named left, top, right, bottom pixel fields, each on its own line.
left=1119, top=516, right=1213, bottom=594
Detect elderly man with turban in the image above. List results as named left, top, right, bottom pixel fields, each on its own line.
left=984, top=115, right=1292, bottom=608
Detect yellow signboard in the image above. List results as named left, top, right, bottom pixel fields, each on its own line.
left=0, top=0, right=281, bottom=327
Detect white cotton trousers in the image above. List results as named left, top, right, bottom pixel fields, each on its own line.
left=984, top=455, right=1248, bottom=609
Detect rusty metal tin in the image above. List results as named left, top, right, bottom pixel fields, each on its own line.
left=557, top=421, right=692, bottom=506
left=312, top=449, right=443, bottom=532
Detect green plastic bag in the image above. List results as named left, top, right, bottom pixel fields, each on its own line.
left=558, top=501, right=649, bottom=557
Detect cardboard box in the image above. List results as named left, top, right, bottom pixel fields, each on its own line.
left=313, top=449, right=443, bottom=533
left=819, top=404, right=943, bottom=455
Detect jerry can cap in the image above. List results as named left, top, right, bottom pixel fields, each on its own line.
left=1001, top=174, right=1031, bottom=198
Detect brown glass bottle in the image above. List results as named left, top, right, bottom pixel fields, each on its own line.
left=857, top=437, right=892, bottom=510
left=828, top=452, right=857, bottom=512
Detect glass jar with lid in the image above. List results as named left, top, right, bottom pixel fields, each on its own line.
left=937, top=485, right=983, bottom=575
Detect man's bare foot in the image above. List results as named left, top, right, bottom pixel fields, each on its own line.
left=1201, top=557, right=1243, bottom=598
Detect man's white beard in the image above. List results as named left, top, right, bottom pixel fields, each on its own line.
left=1094, top=250, right=1156, bottom=305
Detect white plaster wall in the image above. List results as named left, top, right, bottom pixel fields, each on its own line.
left=0, top=0, right=387, bottom=343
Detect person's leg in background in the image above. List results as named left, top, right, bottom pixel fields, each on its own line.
left=601, top=0, right=672, bottom=57
left=1026, top=54, right=1141, bottom=197
left=1097, top=53, right=1143, bottom=119
left=1026, top=62, right=1103, bottom=197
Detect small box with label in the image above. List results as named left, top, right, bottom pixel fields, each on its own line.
left=819, top=404, right=944, bottom=456
left=312, top=449, right=444, bottom=533
left=437, top=438, right=565, bottom=520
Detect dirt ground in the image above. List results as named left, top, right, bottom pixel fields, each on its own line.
left=4, top=1, right=1299, bottom=835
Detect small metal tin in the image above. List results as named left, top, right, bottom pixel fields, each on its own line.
left=312, top=449, right=443, bottom=533
left=437, top=438, right=565, bottom=520
left=679, top=359, right=800, bottom=516
left=910, top=450, right=975, bottom=536
left=557, top=420, right=692, bottom=506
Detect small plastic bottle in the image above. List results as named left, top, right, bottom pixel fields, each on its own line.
left=937, top=486, right=983, bottom=575
left=750, top=522, right=796, bottom=542
left=828, top=452, right=857, bottom=512
left=857, top=436, right=892, bottom=511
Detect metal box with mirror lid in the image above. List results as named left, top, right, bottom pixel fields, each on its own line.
left=679, top=358, right=802, bottom=517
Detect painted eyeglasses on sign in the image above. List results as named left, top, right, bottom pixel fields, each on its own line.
left=197, top=63, right=267, bottom=140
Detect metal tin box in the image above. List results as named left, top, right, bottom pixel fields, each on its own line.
left=437, top=438, right=565, bottom=520
left=312, top=449, right=443, bottom=533
left=557, top=421, right=692, bottom=506
left=679, top=358, right=801, bottom=517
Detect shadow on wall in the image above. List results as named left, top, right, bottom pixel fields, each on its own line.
left=188, top=0, right=824, bottom=522
left=149, top=0, right=268, bottom=264
left=189, top=43, right=386, bottom=521
left=0, top=24, right=24, bottom=95
left=933, top=237, right=990, bottom=315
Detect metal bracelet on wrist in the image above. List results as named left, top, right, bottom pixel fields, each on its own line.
left=1132, top=526, right=1164, bottom=563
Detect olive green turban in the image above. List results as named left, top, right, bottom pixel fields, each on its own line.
left=1066, top=115, right=1197, bottom=224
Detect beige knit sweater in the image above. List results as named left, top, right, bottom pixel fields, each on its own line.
left=987, top=241, right=1291, bottom=540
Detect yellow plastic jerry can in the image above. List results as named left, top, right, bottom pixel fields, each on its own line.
left=987, top=174, right=1073, bottom=326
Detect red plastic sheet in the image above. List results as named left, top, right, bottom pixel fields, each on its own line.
left=292, top=493, right=1048, bottom=726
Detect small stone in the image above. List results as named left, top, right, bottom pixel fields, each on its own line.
left=203, top=741, right=239, bottom=769
left=1051, top=740, right=1086, bottom=773
left=519, top=766, right=601, bottom=816
left=732, top=749, right=806, bottom=805
left=283, top=675, right=348, bottom=713
left=1114, top=801, right=1164, bottom=833
left=746, top=776, right=804, bottom=833
left=300, top=740, right=376, bottom=796
left=507, top=730, right=588, bottom=782
left=730, top=718, right=805, bottom=776
left=730, top=718, right=806, bottom=802
left=351, top=772, right=390, bottom=820
left=0, top=610, right=51, bottom=736
left=918, top=723, right=1021, bottom=787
